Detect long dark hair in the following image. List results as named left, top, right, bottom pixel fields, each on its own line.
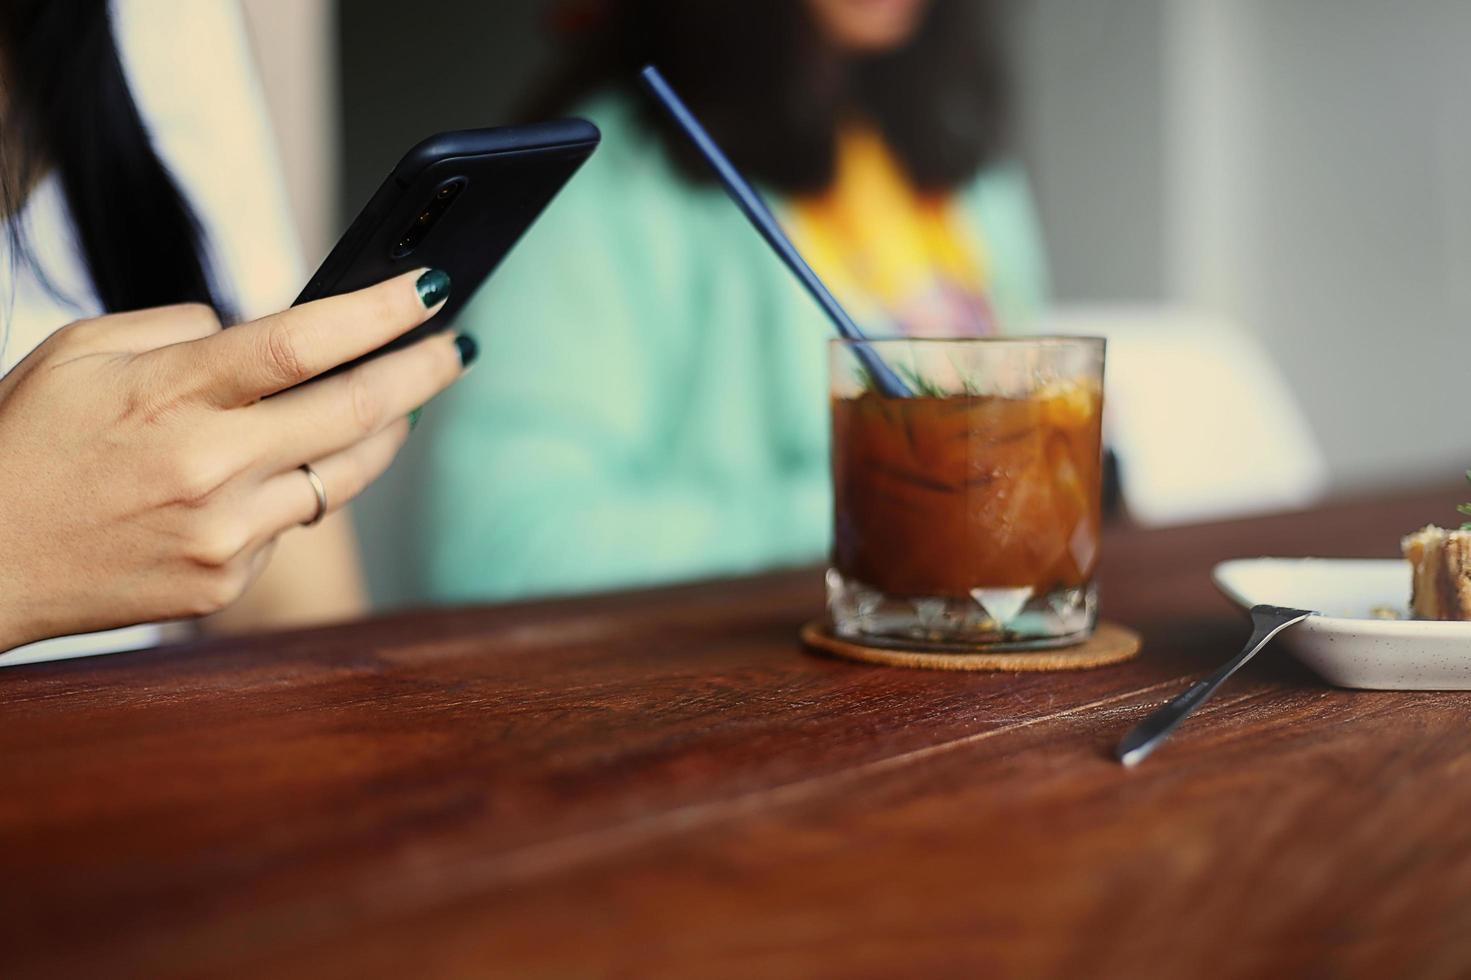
left=525, top=0, right=1012, bottom=195
left=0, top=0, right=227, bottom=317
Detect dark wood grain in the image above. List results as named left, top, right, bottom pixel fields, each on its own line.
left=2, top=484, right=1468, bottom=979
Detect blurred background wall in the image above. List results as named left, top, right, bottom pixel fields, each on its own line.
left=1018, top=0, right=1465, bottom=489
left=236, top=0, right=1470, bottom=605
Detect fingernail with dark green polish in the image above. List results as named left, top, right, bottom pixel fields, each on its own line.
left=416, top=268, right=451, bottom=309
left=408, top=407, right=423, bottom=431
left=454, top=333, right=479, bottom=369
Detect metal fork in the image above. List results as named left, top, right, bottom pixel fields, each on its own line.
left=1116, top=604, right=1314, bottom=767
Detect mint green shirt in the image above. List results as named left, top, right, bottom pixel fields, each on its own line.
left=424, top=92, right=1049, bottom=603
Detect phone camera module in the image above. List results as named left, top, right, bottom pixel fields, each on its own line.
left=391, top=179, right=464, bottom=259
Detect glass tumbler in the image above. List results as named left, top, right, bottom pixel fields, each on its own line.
left=827, top=337, right=1106, bottom=651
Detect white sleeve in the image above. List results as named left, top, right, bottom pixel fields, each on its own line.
left=112, top=0, right=304, bottom=320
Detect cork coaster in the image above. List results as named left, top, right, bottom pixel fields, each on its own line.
left=801, top=620, right=1141, bottom=672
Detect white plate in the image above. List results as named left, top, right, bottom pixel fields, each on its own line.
left=1212, top=558, right=1471, bottom=690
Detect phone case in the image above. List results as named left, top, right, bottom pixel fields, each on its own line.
left=296, top=118, right=600, bottom=371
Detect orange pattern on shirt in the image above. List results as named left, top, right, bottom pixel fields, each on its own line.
left=787, top=126, right=996, bottom=338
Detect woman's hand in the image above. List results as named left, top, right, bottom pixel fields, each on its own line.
left=0, top=268, right=474, bottom=653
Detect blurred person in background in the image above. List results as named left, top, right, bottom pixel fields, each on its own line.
left=0, top=0, right=470, bottom=658
left=426, top=0, right=1048, bottom=601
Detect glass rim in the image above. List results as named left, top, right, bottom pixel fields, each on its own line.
left=829, top=334, right=1106, bottom=350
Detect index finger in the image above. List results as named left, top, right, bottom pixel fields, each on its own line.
left=172, top=267, right=450, bottom=407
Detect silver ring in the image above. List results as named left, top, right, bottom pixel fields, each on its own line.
left=299, top=464, right=327, bottom=527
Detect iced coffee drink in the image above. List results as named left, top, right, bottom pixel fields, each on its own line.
left=828, top=338, right=1105, bottom=650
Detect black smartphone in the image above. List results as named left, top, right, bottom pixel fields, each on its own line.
left=295, top=118, right=601, bottom=372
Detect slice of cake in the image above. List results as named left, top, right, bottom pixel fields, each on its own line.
left=1402, top=526, right=1471, bottom=621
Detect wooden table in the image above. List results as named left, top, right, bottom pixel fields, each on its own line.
left=3, top=485, right=1469, bottom=978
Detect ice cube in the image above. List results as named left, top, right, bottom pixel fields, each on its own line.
left=970, top=586, right=1034, bottom=627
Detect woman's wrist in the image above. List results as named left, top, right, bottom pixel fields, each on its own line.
left=0, top=583, right=44, bottom=654
left=0, top=509, right=55, bottom=654
left=0, top=601, right=40, bottom=655
left=0, top=537, right=36, bottom=653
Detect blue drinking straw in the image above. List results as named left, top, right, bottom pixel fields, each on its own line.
left=639, top=64, right=912, bottom=398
